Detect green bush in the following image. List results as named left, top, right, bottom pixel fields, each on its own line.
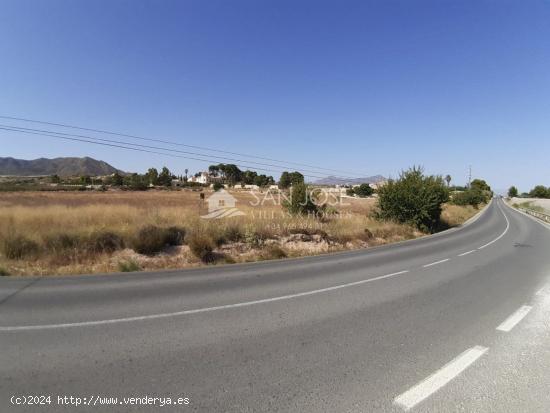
left=529, top=185, right=550, bottom=199
left=376, top=167, right=449, bottom=233
left=0, top=267, right=10, bottom=276
left=118, top=259, right=141, bottom=272
left=283, top=183, right=319, bottom=215
left=212, top=182, right=224, bottom=191
left=451, top=189, right=488, bottom=208
left=88, top=231, right=125, bottom=253
left=354, top=183, right=374, bottom=198
left=188, top=232, right=216, bottom=263
left=2, top=234, right=39, bottom=260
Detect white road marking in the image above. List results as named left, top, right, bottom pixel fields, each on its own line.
left=0, top=270, right=409, bottom=331
left=478, top=201, right=510, bottom=249
left=394, top=346, right=488, bottom=411
left=422, top=258, right=449, bottom=268
left=496, top=305, right=532, bottom=332
left=458, top=250, right=476, bottom=257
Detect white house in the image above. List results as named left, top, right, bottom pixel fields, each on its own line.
left=189, top=171, right=224, bottom=185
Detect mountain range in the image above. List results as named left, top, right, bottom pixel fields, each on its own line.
left=0, top=157, right=123, bottom=177
left=312, top=175, right=387, bottom=186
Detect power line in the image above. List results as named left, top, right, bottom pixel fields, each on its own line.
left=0, top=126, right=361, bottom=183
left=0, top=124, right=357, bottom=180
left=0, top=115, right=368, bottom=177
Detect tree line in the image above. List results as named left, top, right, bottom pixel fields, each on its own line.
left=508, top=185, right=550, bottom=199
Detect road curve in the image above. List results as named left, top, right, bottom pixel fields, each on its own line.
left=2, top=198, right=550, bottom=412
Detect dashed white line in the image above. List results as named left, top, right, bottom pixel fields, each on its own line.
left=0, top=270, right=410, bottom=331
left=496, top=305, right=532, bottom=332
left=422, top=258, right=450, bottom=268
left=394, top=346, right=488, bottom=411
left=478, top=201, right=510, bottom=249
left=458, top=250, right=476, bottom=257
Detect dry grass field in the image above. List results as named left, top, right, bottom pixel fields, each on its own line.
left=0, top=190, right=480, bottom=276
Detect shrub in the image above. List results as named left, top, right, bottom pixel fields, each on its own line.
left=44, top=233, right=80, bottom=252
left=283, top=183, right=319, bottom=215
left=0, top=267, right=9, bottom=276
left=354, top=183, right=374, bottom=198
left=212, top=182, right=224, bottom=191
left=165, top=226, right=186, bottom=246
left=88, top=231, right=125, bottom=253
left=2, top=234, right=39, bottom=260
left=188, top=232, right=216, bottom=263
left=223, top=225, right=243, bottom=242
left=451, top=189, right=487, bottom=208
left=377, top=166, right=449, bottom=233
left=132, top=225, right=170, bottom=255
left=118, top=259, right=141, bottom=272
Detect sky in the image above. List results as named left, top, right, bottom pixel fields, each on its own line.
left=0, top=0, right=549, bottom=192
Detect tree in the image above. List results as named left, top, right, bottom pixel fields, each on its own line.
left=470, top=179, right=491, bottom=192
left=242, top=170, right=258, bottom=185
left=279, top=171, right=304, bottom=189
left=125, top=173, right=148, bottom=190
left=377, top=166, right=449, bottom=233
left=279, top=172, right=292, bottom=189
left=184, top=168, right=188, bottom=181
left=445, top=175, right=451, bottom=187
left=50, top=174, right=61, bottom=184
left=80, top=175, right=91, bottom=185
left=253, top=174, right=274, bottom=187
left=507, top=186, right=518, bottom=198
left=283, top=183, right=319, bottom=215
left=158, top=167, right=172, bottom=187
left=354, top=183, right=374, bottom=198
left=289, top=171, right=304, bottom=186
left=529, top=185, right=550, bottom=199
left=111, top=172, right=124, bottom=186
left=212, top=182, right=224, bottom=191
left=146, top=168, right=159, bottom=186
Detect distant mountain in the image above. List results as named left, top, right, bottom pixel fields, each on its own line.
left=0, top=157, right=123, bottom=177
left=313, top=175, right=387, bottom=186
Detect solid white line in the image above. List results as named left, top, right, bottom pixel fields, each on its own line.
left=394, top=346, right=488, bottom=411
left=496, top=305, right=532, bottom=332
left=477, top=200, right=510, bottom=249
left=422, top=258, right=449, bottom=268
left=0, top=270, right=410, bottom=332
left=458, top=250, right=476, bottom=257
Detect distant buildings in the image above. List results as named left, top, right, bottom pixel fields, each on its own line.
left=188, top=171, right=223, bottom=185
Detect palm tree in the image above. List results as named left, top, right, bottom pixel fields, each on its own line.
left=445, top=174, right=451, bottom=187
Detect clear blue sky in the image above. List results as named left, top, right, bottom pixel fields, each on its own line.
left=1, top=0, right=549, bottom=191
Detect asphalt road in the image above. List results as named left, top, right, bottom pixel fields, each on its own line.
left=2, top=198, right=550, bottom=412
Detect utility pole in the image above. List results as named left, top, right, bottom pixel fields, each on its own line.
left=467, top=165, right=472, bottom=188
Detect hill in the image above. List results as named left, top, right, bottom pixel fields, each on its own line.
left=313, top=175, right=386, bottom=186
left=0, top=157, right=123, bottom=177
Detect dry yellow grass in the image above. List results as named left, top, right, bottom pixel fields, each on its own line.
left=0, top=190, right=480, bottom=276
left=440, top=203, right=482, bottom=228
